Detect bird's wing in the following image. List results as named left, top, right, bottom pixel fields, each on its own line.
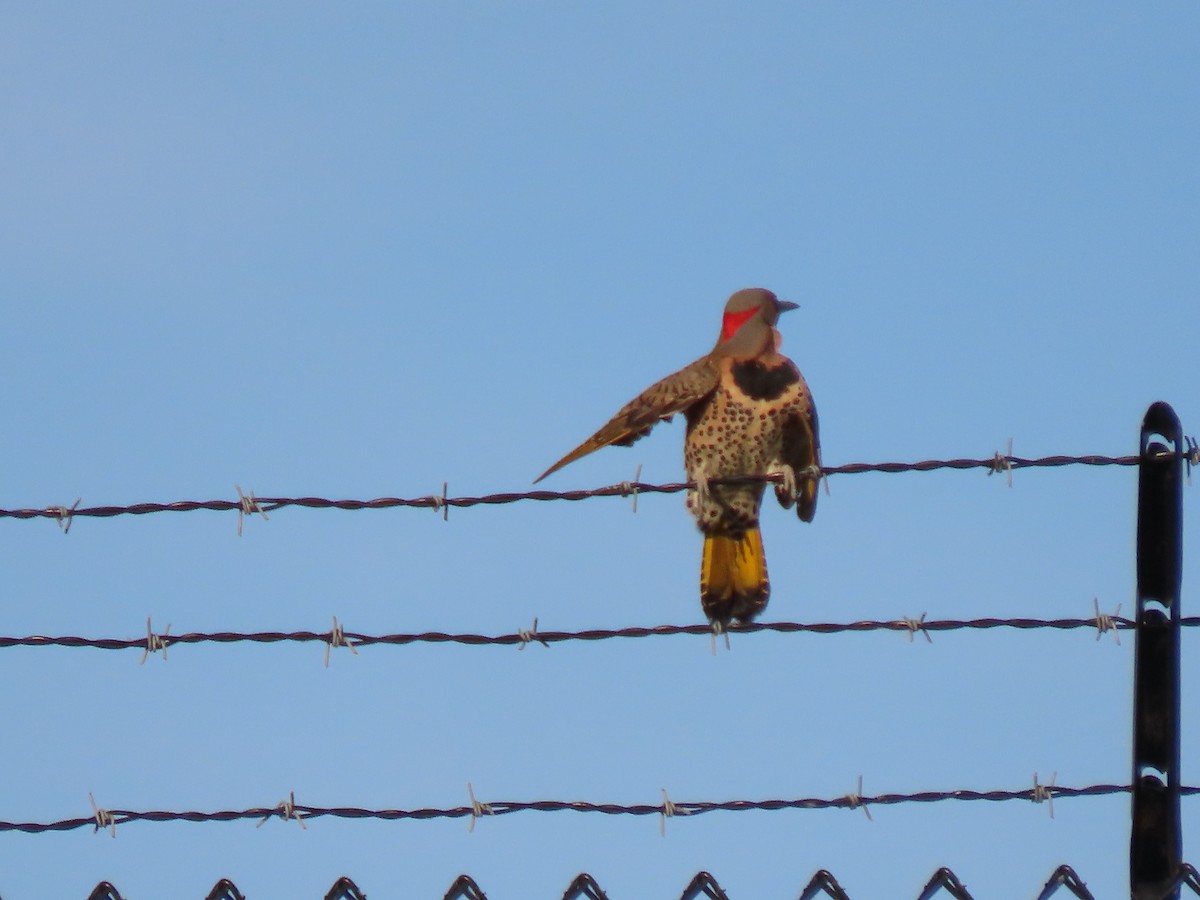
left=779, top=380, right=821, bottom=521
left=535, top=356, right=720, bottom=483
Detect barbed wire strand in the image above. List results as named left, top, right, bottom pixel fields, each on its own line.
left=0, top=452, right=1151, bottom=526
left=7, top=782, right=1199, bottom=836
left=5, top=614, right=1199, bottom=655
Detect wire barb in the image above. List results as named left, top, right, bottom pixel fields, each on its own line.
left=428, top=481, right=449, bottom=521
left=255, top=791, right=306, bottom=830
left=1092, top=598, right=1121, bottom=645
left=139, top=617, right=170, bottom=664
left=1185, top=435, right=1199, bottom=486
left=516, top=617, right=548, bottom=650
left=708, top=621, right=732, bottom=655
left=1032, top=772, right=1056, bottom=819
left=900, top=612, right=932, bottom=644
left=845, top=776, right=873, bottom=821
left=49, top=497, right=81, bottom=534
left=987, top=438, right=1015, bottom=487
left=798, top=463, right=828, bottom=497
left=618, top=464, right=643, bottom=513
left=324, top=616, right=359, bottom=667
left=659, top=788, right=691, bottom=836
left=89, top=792, right=116, bottom=838
left=235, top=485, right=269, bottom=536
left=466, top=782, right=493, bottom=833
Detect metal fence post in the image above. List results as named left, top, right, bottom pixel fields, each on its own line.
left=1131, top=401, right=1184, bottom=899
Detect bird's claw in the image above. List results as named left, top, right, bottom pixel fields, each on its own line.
left=772, top=464, right=798, bottom=507
left=693, top=469, right=712, bottom=508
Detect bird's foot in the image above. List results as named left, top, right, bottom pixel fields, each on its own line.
left=772, top=464, right=798, bottom=508
left=692, top=467, right=712, bottom=510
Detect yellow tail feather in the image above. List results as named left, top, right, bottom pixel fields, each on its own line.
left=700, top=527, right=770, bottom=624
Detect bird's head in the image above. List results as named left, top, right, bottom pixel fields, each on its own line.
left=717, top=288, right=798, bottom=352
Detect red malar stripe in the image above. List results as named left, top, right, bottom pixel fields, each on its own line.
left=721, top=306, right=759, bottom=341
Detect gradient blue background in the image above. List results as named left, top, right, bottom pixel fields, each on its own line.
left=1, top=4, right=1197, bottom=897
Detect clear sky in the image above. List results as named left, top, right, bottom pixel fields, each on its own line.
left=1, top=3, right=1197, bottom=897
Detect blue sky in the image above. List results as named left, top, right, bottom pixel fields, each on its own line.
left=1, top=3, right=1197, bottom=897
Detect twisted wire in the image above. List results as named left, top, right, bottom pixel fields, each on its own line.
left=5, top=615, right=1197, bottom=654
left=8, top=782, right=1198, bottom=835
left=0, top=453, right=1142, bottom=525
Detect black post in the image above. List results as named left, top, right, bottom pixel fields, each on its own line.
left=1130, top=401, right=1184, bottom=899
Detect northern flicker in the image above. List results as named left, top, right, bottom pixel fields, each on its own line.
left=535, top=288, right=820, bottom=626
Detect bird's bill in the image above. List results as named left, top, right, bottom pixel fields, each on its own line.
left=777, top=300, right=800, bottom=312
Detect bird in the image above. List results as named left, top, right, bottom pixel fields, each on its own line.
left=535, top=287, right=820, bottom=626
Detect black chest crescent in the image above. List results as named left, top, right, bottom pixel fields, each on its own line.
left=730, top=359, right=800, bottom=401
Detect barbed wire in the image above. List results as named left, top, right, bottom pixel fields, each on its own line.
left=5, top=610, right=1197, bottom=657
left=12, top=444, right=1194, bottom=898
left=9, top=780, right=1199, bottom=836
left=0, top=451, right=1151, bottom=528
